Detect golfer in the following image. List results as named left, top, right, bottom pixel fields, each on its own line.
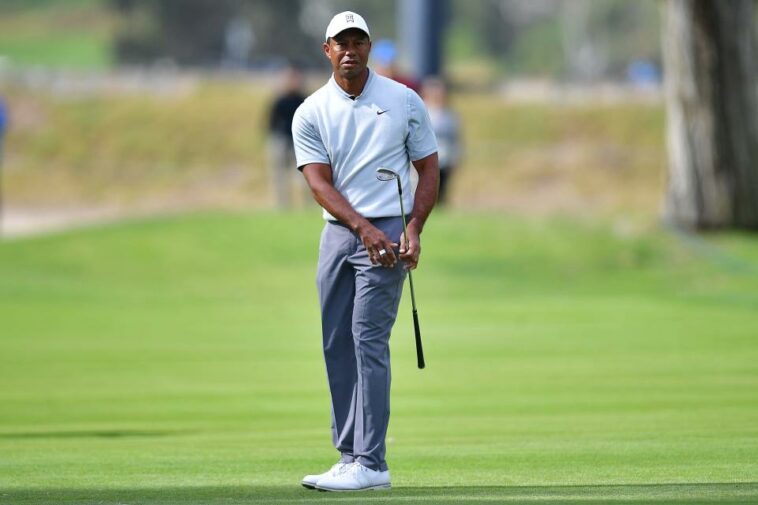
left=292, top=11, right=439, bottom=492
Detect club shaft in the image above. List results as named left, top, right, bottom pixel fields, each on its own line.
left=396, top=178, right=424, bottom=368
left=398, top=183, right=418, bottom=310
left=397, top=179, right=408, bottom=243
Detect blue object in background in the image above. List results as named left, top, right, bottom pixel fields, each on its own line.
left=372, top=39, right=397, bottom=66
left=0, top=97, right=7, bottom=136
left=627, top=59, right=661, bottom=87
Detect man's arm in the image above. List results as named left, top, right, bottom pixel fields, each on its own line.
left=301, top=163, right=399, bottom=268
left=400, top=152, right=439, bottom=270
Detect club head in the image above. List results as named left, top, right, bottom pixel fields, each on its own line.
left=376, top=167, right=398, bottom=182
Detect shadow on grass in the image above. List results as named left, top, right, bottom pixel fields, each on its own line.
left=2, top=483, right=756, bottom=505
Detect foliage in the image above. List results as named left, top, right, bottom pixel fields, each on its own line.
left=0, top=0, right=113, bottom=69
left=111, top=0, right=323, bottom=68
left=449, top=0, right=661, bottom=79
left=0, top=0, right=663, bottom=77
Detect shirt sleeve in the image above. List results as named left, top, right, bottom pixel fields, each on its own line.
left=406, top=89, right=439, bottom=162
left=291, top=104, right=330, bottom=170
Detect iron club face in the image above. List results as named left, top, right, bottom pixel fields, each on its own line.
left=375, top=167, right=399, bottom=182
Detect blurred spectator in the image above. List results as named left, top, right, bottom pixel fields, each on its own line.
left=421, top=77, right=461, bottom=206
left=267, top=66, right=307, bottom=209
left=0, top=96, right=7, bottom=167
left=371, top=39, right=421, bottom=93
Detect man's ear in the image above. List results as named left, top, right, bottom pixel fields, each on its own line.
left=323, top=41, right=330, bottom=59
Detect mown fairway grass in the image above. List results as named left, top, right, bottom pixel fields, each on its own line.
left=1, top=212, right=757, bottom=504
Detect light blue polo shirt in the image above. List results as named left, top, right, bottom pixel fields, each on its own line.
left=292, top=69, right=438, bottom=220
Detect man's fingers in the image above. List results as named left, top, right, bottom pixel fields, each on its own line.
left=365, top=231, right=408, bottom=269
left=384, top=243, right=398, bottom=260
left=374, top=243, right=398, bottom=268
left=398, top=241, right=420, bottom=271
left=399, top=242, right=419, bottom=259
left=379, top=249, right=395, bottom=267
left=403, top=253, right=419, bottom=270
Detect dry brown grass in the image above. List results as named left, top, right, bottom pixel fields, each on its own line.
left=3, top=80, right=667, bottom=219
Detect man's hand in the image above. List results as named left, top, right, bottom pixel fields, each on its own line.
left=303, top=163, right=397, bottom=268
left=399, top=225, right=421, bottom=270
left=359, top=223, right=399, bottom=268
left=399, top=152, right=438, bottom=271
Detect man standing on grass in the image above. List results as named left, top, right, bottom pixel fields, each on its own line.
left=291, top=11, right=439, bottom=492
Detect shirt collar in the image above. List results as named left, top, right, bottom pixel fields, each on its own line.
left=329, top=68, right=374, bottom=100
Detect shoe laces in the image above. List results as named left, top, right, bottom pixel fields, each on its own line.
left=333, top=462, right=350, bottom=474
left=348, top=462, right=369, bottom=474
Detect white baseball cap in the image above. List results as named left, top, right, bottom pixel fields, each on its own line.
left=325, top=11, right=370, bottom=42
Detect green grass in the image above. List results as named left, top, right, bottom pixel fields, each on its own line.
left=1, top=211, right=757, bottom=504
left=0, top=0, right=112, bottom=69
left=0, top=32, right=111, bottom=69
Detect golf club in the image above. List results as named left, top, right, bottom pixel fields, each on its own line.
left=376, top=167, right=425, bottom=369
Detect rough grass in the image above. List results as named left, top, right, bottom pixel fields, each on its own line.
left=4, top=83, right=666, bottom=216
left=453, top=95, right=665, bottom=214
left=1, top=211, right=757, bottom=504
left=5, top=82, right=272, bottom=207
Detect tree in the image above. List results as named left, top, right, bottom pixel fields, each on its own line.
left=110, top=0, right=399, bottom=69
left=111, top=0, right=321, bottom=68
left=662, top=0, right=758, bottom=230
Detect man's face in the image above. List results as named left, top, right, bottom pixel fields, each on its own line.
left=323, top=29, right=371, bottom=79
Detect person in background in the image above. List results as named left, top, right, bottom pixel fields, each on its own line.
left=421, top=77, right=461, bottom=206
left=267, top=65, right=307, bottom=208
left=371, top=39, right=420, bottom=94
left=0, top=96, right=7, bottom=168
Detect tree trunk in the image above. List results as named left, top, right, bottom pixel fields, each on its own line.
left=662, top=0, right=758, bottom=230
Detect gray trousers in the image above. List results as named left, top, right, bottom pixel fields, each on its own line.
left=317, top=217, right=407, bottom=472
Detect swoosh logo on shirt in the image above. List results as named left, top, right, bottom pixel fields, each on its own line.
left=376, top=109, right=390, bottom=115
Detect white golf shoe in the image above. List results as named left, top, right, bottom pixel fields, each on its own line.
left=301, top=462, right=350, bottom=489
left=315, top=462, right=391, bottom=492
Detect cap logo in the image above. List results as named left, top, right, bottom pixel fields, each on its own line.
left=345, top=14, right=354, bottom=23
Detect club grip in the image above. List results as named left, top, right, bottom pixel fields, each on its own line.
left=412, top=309, right=425, bottom=369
